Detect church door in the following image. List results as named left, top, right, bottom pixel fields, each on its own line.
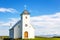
left=24, top=31, right=28, bottom=39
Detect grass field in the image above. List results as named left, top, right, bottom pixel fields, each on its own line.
left=0, top=36, right=60, bottom=40
left=30, top=37, right=60, bottom=40
left=15, top=37, right=60, bottom=40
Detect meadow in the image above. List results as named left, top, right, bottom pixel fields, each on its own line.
left=15, top=37, right=60, bottom=40
left=0, top=36, right=60, bottom=40
left=28, top=37, right=60, bottom=40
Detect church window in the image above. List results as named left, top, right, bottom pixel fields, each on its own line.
left=25, top=24, right=28, bottom=27
left=18, top=25, right=20, bottom=28
left=25, top=16, right=27, bottom=19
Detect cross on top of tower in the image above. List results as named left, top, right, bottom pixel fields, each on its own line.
left=20, top=5, right=30, bottom=15
left=24, top=5, right=27, bottom=10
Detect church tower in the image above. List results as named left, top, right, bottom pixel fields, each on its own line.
left=21, top=10, right=35, bottom=39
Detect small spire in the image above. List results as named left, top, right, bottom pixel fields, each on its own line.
left=24, top=5, right=27, bottom=10
left=9, top=23, right=12, bottom=28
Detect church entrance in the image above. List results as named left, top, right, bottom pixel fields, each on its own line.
left=24, top=31, right=28, bottom=39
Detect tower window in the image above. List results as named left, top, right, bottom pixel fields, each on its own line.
left=25, top=16, right=27, bottom=19
left=18, top=25, right=20, bottom=28
left=25, top=24, right=28, bottom=27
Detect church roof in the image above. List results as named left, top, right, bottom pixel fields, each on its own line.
left=9, top=20, right=21, bottom=30
left=21, top=10, right=30, bottom=15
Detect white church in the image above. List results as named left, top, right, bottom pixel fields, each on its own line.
left=9, top=9, right=35, bottom=39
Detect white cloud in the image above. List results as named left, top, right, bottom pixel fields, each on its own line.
left=31, top=12, right=60, bottom=36
left=0, top=12, right=60, bottom=36
left=0, top=30, right=9, bottom=36
left=0, top=8, right=18, bottom=13
left=0, top=18, right=19, bottom=27
left=0, top=18, right=19, bottom=36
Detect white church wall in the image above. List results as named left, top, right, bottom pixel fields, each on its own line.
left=22, top=15, right=30, bottom=24
left=28, top=26, right=35, bottom=38
left=22, top=14, right=35, bottom=39
left=14, top=22, right=22, bottom=39
left=22, top=15, right=30, bottom=39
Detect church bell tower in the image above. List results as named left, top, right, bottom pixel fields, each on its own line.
left=20, top=5, right=35, bottom=39
left=21, top=9, right=30, bottom=39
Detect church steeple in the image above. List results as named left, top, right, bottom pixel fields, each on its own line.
left=21, top=5, right=30, bottom=15
left=21, top=10, right=30, bottom=16
left=23, top=10, right=30, bottom=14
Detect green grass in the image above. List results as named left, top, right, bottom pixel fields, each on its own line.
left=0, top=36, right=60, bottom=40
left=22, top=37, right=60, bottom=40
left=35, top=37, right=60, bottom=40
left=0, top=36, right=9, bottom=39
left=14, top=37, right=60, bottom=40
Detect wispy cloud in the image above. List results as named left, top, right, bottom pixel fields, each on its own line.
left=31, top=12, right=60, bottom=36
left=0, top=18, right=19, bottom=36
left=0, top=12, right=60, bottom=36
left=0, top=8, right=18, bottom=13
left=0, top=30, right=9, bottom=36
left=0, top=18, right=19, bottom=27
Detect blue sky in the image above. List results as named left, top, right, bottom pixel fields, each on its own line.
left=0, top=0, right=60, bottom=37
left=0, top=0, right=60, bottom=22
left=0, top=0, right=60, bottom=16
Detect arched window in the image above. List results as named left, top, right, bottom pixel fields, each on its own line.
left=25, top=24, right=28, bottom=27
left=18, top=25, right=20, bottom=28
left=25, top=16, right=27, bottom=19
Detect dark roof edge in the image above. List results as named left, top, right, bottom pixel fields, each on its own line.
left=9, top=20, right=21, bottom=30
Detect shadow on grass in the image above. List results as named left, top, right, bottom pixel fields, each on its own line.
left=3, top=38, right=23, bottom=40
left=3, top=38, right=34, bottom=40
left=3, top=38, right=13, bottom=40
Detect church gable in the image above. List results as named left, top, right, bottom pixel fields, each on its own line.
left=10, top=20, right=21, bottom=30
